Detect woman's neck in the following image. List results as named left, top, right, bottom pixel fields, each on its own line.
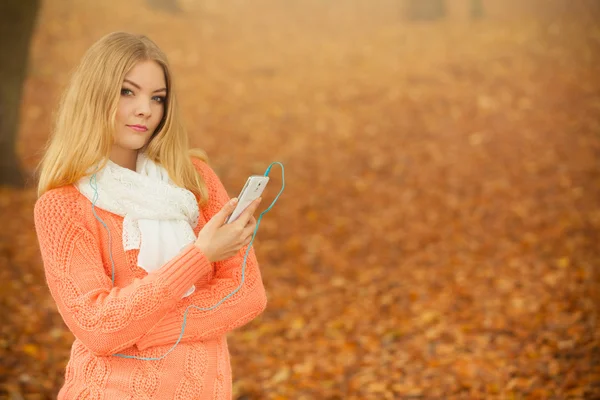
left=109, top=147, right=138, bottom=171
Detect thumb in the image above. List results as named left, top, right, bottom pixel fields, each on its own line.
left=207, top=198, right=238, bottom=227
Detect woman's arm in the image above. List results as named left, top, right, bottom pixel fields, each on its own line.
left=34, top=189, right=213, bottom=357
left=134, top=160, right=268, bottom=350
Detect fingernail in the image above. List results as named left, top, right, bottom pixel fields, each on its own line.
left=231, top=198, right=238, bottom=204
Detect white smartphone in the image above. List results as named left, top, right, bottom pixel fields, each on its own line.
left=226, top=175, right=269, bottom=224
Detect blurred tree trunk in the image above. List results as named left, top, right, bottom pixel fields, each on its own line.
left=446, top=0, right=484, bottom=21
left=405, top=0, right=446, bottom=20
left=147, top=0, right=180, bottom=13
left=471, top=0, right=484, bottom=18
left=0, top=0, right=40, bottom=187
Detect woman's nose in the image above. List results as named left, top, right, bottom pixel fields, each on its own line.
left=135, top=99, right=152, bottom=117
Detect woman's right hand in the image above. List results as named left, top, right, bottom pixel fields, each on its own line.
left=194, top=197, right=262, bottom=263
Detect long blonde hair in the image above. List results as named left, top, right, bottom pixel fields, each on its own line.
left=37, top=32, right=209, bottom=204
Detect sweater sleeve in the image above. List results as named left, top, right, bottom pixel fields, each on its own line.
left=34, top=189, right=213, bottom=357
left=135, top=160, right=267, bottom=350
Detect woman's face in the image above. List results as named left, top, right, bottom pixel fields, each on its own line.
left=112, top=60, right=166, bottom=160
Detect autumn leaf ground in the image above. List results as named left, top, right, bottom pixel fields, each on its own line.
left=1, top=1, right=599, bottom=399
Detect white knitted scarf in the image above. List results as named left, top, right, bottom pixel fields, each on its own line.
left=75, top=153, right=199, bottom=297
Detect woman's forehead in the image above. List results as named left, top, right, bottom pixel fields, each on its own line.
left=124, top=60, right=166, bottom=90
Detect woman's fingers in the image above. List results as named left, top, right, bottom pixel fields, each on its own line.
left=235, top=197, right=262, bottom=227
left=208, top=198, right=238, bottom=228
left=245, top=216, right=257, bottom=228
left=241, top=220, right=257, bottom=242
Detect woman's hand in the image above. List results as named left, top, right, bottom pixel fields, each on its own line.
left=194, top=197, right=262, bottom=262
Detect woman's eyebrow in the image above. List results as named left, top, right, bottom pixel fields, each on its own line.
left=123, top=79, right=167, bottom=93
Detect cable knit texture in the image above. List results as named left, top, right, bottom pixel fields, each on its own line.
left=34, top=158, right=268, bottom=399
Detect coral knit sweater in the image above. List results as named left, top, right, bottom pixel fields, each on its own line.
left=34, top=158, right=267, bottom=400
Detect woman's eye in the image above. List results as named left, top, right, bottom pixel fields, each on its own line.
left=153, top=96, right=166, bottom=103
left=121, top=88, right=133, bottom=96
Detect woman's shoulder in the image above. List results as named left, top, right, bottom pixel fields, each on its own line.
left=190, top=156, right=222, bottom=187
left=34, top=185, right=87, bottom=225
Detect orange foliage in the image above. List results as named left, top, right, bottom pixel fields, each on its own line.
left=1, top=0, right=599, bottom=398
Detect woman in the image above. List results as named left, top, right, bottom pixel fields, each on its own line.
left=34, top=32, right=267, bottom=399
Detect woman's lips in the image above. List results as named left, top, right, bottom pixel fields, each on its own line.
left=127, top=124, right=148, bottom=132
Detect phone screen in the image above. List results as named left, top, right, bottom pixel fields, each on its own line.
left=226, top=176, right=269, bottom=223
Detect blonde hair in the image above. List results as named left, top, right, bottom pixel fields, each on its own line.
left=37, top=31, right=209, bottom=204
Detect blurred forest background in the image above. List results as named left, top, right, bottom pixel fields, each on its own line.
left=1, top=0, right=599, bottom=398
